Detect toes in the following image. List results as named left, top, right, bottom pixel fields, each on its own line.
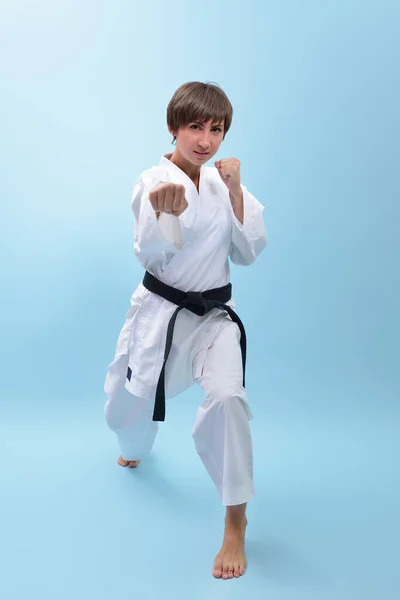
left=212, top=559, right=223, bottom=578
left=214, top=555, right=246, bottom=580
left=213, top=554, right=223, bottom=578
left=118, top=456, right=140, bottom=468
left=212, top=567, right=222, bottom=579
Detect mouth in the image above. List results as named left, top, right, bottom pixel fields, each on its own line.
left=194, top=151, right=210, bottom=157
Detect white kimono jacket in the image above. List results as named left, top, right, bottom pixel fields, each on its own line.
left=105, top=154, right=267, bottom=402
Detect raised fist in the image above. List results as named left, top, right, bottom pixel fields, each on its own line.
left=214, top=158, right=241, bottom=195
left=149, top=182, right=188, bottom=217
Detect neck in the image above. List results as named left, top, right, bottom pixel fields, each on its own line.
left=167, top=150, right=201, bottom=184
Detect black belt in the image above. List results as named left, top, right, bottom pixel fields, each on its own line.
left=127, top=271, right=247, bottom=422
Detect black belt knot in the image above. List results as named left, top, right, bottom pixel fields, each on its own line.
left=186, top=292, right=211, bottom=315
left=126, top=271, right=247, bottom=422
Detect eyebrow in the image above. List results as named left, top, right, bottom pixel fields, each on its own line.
left=192, top=120, right=224, bottom=127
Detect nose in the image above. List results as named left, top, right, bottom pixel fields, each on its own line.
left=198, top=133, right=210, bottom=149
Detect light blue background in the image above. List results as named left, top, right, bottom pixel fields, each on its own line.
left=1, top=1, right=399, bottom=599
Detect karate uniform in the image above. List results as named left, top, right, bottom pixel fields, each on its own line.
left=104, top=154, right=267, bottom=506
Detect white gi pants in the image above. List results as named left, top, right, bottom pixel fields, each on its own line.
left=104, top=319, right=254, bottom=506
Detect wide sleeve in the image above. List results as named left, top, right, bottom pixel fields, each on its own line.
left=229, top=185, right=267, bottom=266
left=132, top=173, right=183, bottom=270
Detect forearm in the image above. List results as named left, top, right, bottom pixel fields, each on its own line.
left=229, top=189, right=244, bottom=225
left=229, top=186, right=267, bottom=265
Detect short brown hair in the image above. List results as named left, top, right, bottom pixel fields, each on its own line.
left=167, top=81, right=233, bottom=144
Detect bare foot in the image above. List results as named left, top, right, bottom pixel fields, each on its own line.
left=212, top=517, right=247, bottom=579
left=117, top=455, right=140, bottom=469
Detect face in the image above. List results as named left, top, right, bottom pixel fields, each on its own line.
left=169, top=118, right=224, bottom=165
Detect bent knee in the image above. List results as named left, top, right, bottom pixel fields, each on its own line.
left=193, top=386, right=252, bottom=442
left=209, top=384, right=247, bottom=406
left=199, top=385, right=251, bottom=420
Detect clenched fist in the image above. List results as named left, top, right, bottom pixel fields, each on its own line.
left=149, top=182, right=188, bottom=217
left=214, top=158, right=241, bottom=195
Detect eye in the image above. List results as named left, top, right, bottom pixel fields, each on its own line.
left=212, top=127, right=223, bottom=133
left=190, top=124, right=201, bottom=130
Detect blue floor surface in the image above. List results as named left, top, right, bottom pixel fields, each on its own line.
left=1, top=381, right=398, bottom=600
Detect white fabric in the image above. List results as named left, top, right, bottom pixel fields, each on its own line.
left=105, top=319, right=255, bottom=506
left=104, top=154, right=267, bottom=401
left=104, top=153, right=267, bottom=505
